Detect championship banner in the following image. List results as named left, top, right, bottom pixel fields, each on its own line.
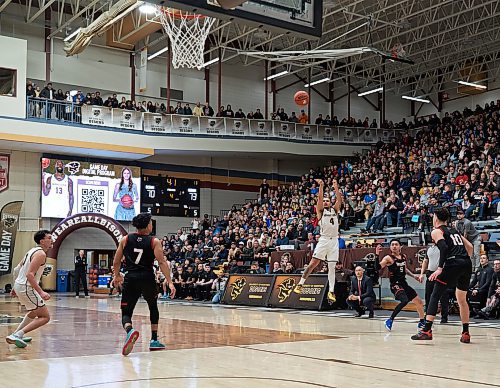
left=268, top=274, right=329, bottom=310
left=359, top=128, right=376, bottom=143
left=0, top=154, right=10, bottom=193
left=339, top=127, right=356, bottom=142
left=0, top=201, right=23, bottom=275
left=143, top=113, right=170, bottom=133
left=81, top=105, right=112, bottom=127
left=296, top=123, right=318, bottom=141
left=200, top=116, right=225, bottom=136
left=222, top=274, right=274, bottom=306
left=111, top=109, right=143, bottom=131
left=171, top=115, right=200, bottom=135
left=273, top=121, right=296, bottom=140
left=249, top=120, right=272, bottom=137
left=225, top=118, right=249, bottom=136
left=318, top=126, right=337, bottom=142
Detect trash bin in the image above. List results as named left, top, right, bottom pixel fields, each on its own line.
left=57, top=270, right=70, bottom=292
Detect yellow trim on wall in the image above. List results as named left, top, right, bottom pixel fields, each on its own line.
left=0, top=132, right=154, bottom=155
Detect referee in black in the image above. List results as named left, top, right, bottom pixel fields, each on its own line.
left=74, top=250, right=89, bottom=298
left=112, top=212, right=175, bottom=356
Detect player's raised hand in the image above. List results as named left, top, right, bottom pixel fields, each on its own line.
left=315, top=179, right=324, bottom=186
left=375, top=244, right=383, bottom=256
left=332, top=180, right=339, bottom=190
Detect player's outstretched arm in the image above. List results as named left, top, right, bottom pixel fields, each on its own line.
left=315, top=179, right=324, bottom=219
left=332, top=179, right=342, bottom=213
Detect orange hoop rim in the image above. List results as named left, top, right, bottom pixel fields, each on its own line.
left=160, top=7, right=207, bottom=20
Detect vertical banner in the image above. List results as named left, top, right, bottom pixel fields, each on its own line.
left=249, top=120, right=272, bottom=137
left=199, top=117, right=225, bottom=135
left=81, top=105, right=112, bottom=127
left=139, top=48, right=148, bottom=92
left=317, top=126, right=337, bottom=142
left=143, top=113, right=170, bottom=133
left=296, top=124, right=318, bottom=141
left=225, top=118, right=249, bottom=136
left=171, top=115, right=200, bottom=134
left=0, top=201, right=23, bottom=275
left=273, top=121, right=296, bottom=139
left=111, top=109, right=143, bottom=131
left=0, top=154, right=10, bottom=193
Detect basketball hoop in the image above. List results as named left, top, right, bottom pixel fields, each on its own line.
left=156, top=6, right=216, bottom=69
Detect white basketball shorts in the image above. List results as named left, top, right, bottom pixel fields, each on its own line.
left=313, top=237, right=339, bottom=262
left=14, top=283, right=45, bottom=311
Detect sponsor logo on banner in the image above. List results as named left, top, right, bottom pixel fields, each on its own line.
left=200, top=117, right=225, bottom=135
left=268, top=274, right=328, bottom=309
left=225, top=118, right=249, bottom=136
left=111, top=109, right=142, bottom=130
left=0, top=154, right=10, bottom=193
left=222, top=274, right=274, bottom=306
left=144, top=113, right=168, bottom=133
left=276, top=277, right=296, bottom=302
left=171, top=115, right=199, bottom=134
left=81, top=105, right=112, bottom=126
left=0, top=201, right=23, bottom=275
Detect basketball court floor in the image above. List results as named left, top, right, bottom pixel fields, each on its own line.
left=0, top=296, right=498, bottom=387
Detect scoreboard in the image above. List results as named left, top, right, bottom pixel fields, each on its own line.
left=141, top=175, right=200, bottom=217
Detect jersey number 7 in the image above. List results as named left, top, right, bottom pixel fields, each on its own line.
left=133, top=248, right=143, bottom=264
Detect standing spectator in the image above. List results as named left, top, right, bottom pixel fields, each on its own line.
left=234, top=108, right=245, bottom=118
left=74, top=250, right=89, bottom=298
left=94, top=91, right=103, bottom=106
left=40, top=82, right=55, bottom=118
left=259, top=178, right=270, bottom=199
left=216, top=106, right=226, bottom=117
left=298, top=110, right=308, bottom=124
left=174, top=102, right=184, bottom=114
left=315, top=114, right=324, bottom=125
left=454, top=209, right=482, bottom=269
left=253, top=109, right=264, bottom=119
left=225, top=104, right=235, bottom=117
left=203, top=102, right=214, bottom=116
left=193, top=102, right=203, bottom=117
left=289, top=112, right=298, bottom=123
left=184, top=103, right=193, bottom=115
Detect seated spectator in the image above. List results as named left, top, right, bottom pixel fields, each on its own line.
left=362, top=196, right=385, bottom=233
left=211, top=272, right=228, bottom=303
left=247, top=261, right=265, bottom=274
left=270, top=261, right=284, bottom=274
left=347, top=266, right=376, bottom=318
left=275, top=230, right=290, bottom=246
left=469, top=254, right=493, bottom=314
left=193, top=263, right=216, bottom=301
left=284, top=262, right=295, bottom=274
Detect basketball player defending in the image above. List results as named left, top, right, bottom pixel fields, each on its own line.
left=6, top=230, right=53, bottom=348
left=378, top=239, right=425, bottom=331
left=294, top=179, right=342, bottom=303
left=112, top=212, right=176, bottom=356
left=412, top=207, right=473, bottom=342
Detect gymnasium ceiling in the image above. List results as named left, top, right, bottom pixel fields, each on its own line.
left=1, top=0, right=499, bottom=97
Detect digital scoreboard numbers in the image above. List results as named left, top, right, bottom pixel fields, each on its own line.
left=141, top=175, right=200, bottom=217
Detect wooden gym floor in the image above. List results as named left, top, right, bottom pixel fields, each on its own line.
left=0, top=295, right=498, bottom=388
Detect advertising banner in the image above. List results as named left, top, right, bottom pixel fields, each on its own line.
left=111, top=109, right=143, bottom=131
left=296, top=123, right=318, bottom=141
left=225, top=118, right=250, bottom=136
left=0, top=154, right=10, bottom=193
left=0, top=201, right=23, bottom=275
left=200, top=117, right=225, bottom=136
left=249, top=120, right=272, bottom=137
left=268, top=274, right=328, bottom=310
left=317, top=126, right=337, bottom=142
left=143, top=113, right=170, bottom=133
left=222, top=274, right=274, bottom=306
left=81, top=105, right=112, bottom=127
left=171, top=115, right=200, bottom=135
left=273, top=121, right=296, bottom=140
left=339, top=127, right=356, bottom=143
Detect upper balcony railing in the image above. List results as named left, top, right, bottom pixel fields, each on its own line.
left=25, top=97, right=416, bottom=144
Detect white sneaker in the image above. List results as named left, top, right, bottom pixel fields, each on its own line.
left=495, top=215, right=500, bottom=223
left=75, top=295, right=79, bottom=299
left=6, top=334, right=27, bottom=348
left=85, top=295, right=90, bottom=299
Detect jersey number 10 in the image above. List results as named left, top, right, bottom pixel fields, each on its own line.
left=450, top=234, right=463, bottom=246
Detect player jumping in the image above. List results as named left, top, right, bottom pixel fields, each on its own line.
left=294, top=179, right=342, bottom=303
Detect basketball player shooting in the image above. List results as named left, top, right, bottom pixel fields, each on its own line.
left=6, top=230, right=53, bottom=348
left=294, top=179, right=342, bottom=303
left=42, top=159, right=74, bottom=218
left=112, top=212, right=176, bottom=356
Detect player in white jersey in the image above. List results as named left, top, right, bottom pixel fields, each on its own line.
left=6, top=230, right=53, bottom=348
left=42, top=159, right=74, bottom=218
left=294, top=179, right=342, bottom=303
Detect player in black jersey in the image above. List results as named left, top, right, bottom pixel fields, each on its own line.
left=378, top=239, right=425, bottom=331
left=112, top=212, right=176, bottom=356
left=412, top=207, right=473, bottom=342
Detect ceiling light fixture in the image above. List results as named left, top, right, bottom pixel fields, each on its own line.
left=304, top=77, right=330, bottom=87
left=264, top=70, right=289, bottom=81
left=456, top=80, right=487, bottom=89
left=402, top=95, right=430, bottom=103
left=358, top=87, right=383, bottom=97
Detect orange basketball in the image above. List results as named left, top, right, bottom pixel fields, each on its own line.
left=121, top=194, right=134, bottom=209
left=42, top=158, right=50, bottom=169
left=294, top=90, right=309, bottom=106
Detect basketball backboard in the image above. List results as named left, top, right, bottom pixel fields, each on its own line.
left=156, top=0, right=323, bottom=37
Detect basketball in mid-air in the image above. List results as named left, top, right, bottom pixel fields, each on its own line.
left=121, top=194, right=134, bottom=208
left=294, top=90, right=309, bottom=106
left=42, top=158, right=50, bottom=169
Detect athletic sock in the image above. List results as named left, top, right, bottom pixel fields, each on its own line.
left=151, top=331, right=158, bottom=341
left=15, top=315, right=34, bottom=333
left=423, top=320, right=433, bottom=332
left=125, top=326, right=133, bottom=334
left=462, top=323, right=469, bottom=333
left=14, top=330, right=25, bottom=338
left=298, top=278, right=306, bottom=286
left=419, top=318, right=425, bottom=324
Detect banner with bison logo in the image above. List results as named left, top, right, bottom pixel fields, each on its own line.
left=171, top=115, right=200, bottom=134
left=272, top=121, right=296, bottom=139
left=81, top=105, right=112, bottom=127
left=200, top=117, right=225, bottom=136
left=143, top=113, right=170, bottom=133
left=296, top=123, right=318, bottom=141
left=268, top=274, right=328, bottom=310
left=225, top=118, right=249, bottom=136
left=111, top=109, right=143, bottom=131
left=222, top=274, right=274, bottom=306
left=248, top=120, right=272, bottom=137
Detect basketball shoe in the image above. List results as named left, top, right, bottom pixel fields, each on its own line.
left=122, top=329, right=139, bottom=356
left=411, top=330, right=433, bottom=340
left=293, top=284, right=303, bottom=294
left=6, top=334, right=27, bottom=348
left=149, top=340, right=166, bottom=351
left=327, top=291, right=336, bottom=303
left=460, top=332, right=471, bottom=343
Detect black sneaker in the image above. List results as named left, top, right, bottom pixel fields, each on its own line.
left=354, top=310, right=365, bottom=318
left=411, top=330, right=433, bottom=341
left=368, top=312, right=374, bottom=318
left=440, top=318, right=448, bottom=324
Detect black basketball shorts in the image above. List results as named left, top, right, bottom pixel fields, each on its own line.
left=390, top=280, right=418, bottom=302
left=435, top=257, right=472, bottom=292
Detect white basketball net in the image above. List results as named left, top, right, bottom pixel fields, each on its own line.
left=156, top=7, right=216, bottom=69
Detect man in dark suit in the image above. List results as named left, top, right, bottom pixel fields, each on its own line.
left=347, top=266, right=376, bottom=318
left=74, top=250, right=89, bottom=298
